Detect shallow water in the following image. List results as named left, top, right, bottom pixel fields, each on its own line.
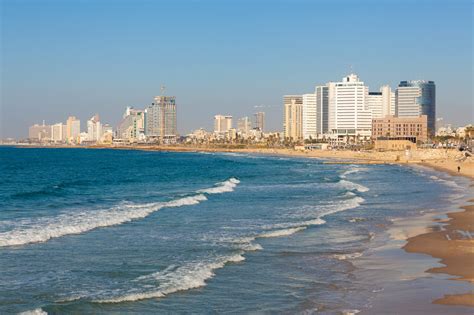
left=0, top=147, right=468, bottom=314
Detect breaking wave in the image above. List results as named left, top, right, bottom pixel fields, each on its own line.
left=94, top=253, right=245, bottom=303
left=333, top=252, right=363, bottom=260
left=197, top=178, right=240, bottom=194
left=18, top=309, right=48, bottom=315
left=258, top=226, right=307, bottom=238
left=0, top=179, right=240, bottom=248
left=337, top=180, right=370, bottom=193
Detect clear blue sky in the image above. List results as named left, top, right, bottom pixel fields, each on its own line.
left=1, top=0, right=472, bottom=138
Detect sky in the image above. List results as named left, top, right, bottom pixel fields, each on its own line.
left=1, top=0, right=473, bottom=138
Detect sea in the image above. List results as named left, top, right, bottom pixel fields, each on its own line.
left=0, top=146, right=471, bottom=314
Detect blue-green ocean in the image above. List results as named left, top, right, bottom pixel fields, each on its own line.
left=0, top=147, right=469, bottom=314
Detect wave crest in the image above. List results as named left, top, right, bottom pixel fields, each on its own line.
left=94, top=253, right=245, bottom=303
left=196, top=178, right=240, bottom=194
left=0, top=179, right=239, bottom=247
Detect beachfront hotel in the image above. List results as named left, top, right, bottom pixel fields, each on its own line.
left=328, top=73, right=373, bottom=140
left=145, top=96, right=177, bottom=143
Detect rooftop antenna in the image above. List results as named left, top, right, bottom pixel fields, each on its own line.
left=160, top=85, right=166, bottom=96
left=350, top=64, right=354, bottom=74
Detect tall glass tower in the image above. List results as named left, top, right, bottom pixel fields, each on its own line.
left=396, top=80, right=436, bottom=136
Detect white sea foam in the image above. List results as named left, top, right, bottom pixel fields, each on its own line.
left=95, top=253, right=245, bottom=303
left=258, top=226, right=307, bottom=238
left=18, top=309, right=48, bottom=315
left=262, top=218, right=326, bottom=230
left=333, top=252, right=363, bottom=260
left=0, top=179, right=239, bottom=247
left=337, top=180, right=369, bottom=192
left=431, top=176, right=464, bottom=190
left=321, top=196, right=365, bottom=218
left=340, top=167, right=361, bottom=179
left=196, top=178, right=240, bottom=194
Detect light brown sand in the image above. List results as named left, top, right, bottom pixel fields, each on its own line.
left=404, top=202, right=474, bottom=307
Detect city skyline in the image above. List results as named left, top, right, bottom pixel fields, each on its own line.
left=2, top=0, right=473, bottom=139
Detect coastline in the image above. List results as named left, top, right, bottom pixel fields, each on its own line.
left=10, top=144, right=474, bottom=309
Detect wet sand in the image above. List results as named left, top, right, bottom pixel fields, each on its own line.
left=403, top=201, right=474, bottom=307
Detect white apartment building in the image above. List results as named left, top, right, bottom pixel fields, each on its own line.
left=214, top=115, right=233, bottom=134
left=328, top=74, right=372, bottom=140
left=302, top=93, right=317, bottom=140
left=51, top=123, right=66, bottom=142
left=87, top=114, right=102, bottom=142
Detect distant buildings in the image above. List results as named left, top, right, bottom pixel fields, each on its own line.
left=87, top=114, right=102, bottom=142
left=116, top=107, right=145, bottom=142
left=283, top=95, right=303, bottom=140
left=214, top=115, right=233, bottom=134
left=396, top=80, right=436, bottom=135
left=302, top=93, right=317, bottom=140
left=51, top=123, right=66, bottom=142
left=254, top=112, right=265, bottom=132
left=28, top=122, right=51, bottom=141
left=237, top=116, right=251, bottom=135
left=145, top=96, right=177, bottom=143
left=315, top=85, right=329, bottom=134
left=66, top=116, right=81, bottom=143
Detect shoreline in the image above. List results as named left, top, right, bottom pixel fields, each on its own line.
left=8, top=144, right=474, bottom=308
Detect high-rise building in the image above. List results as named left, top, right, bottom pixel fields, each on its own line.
left=28, top=122, right=51, bottom=141
left=315, top=85, right=329, bottom=134
left=116, top=107, right=145, bottom=142
left=328, top=74, right=372, bottom=140
left=237, top=116, right=251, bottom=135
left=51, top=123, right=66, bottom=142
left=214, top=115, right=233, bottom=134
left=254, top=112, right=265, bottom=132
left=283, top=95, right=303, bottom=140
left=145, top=96, right=177, bottom=143
left=396, top=80, right=436, bottom=135
left=367, top=86, right=394, bottom=119
left=302, top=94, right=317, bottom=140
left=87, top=114, right=102, bottom=142
left=66, top=116, right=81, bottom=143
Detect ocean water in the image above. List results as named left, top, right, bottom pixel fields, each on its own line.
left=0, top=147, right=468, bottom=314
